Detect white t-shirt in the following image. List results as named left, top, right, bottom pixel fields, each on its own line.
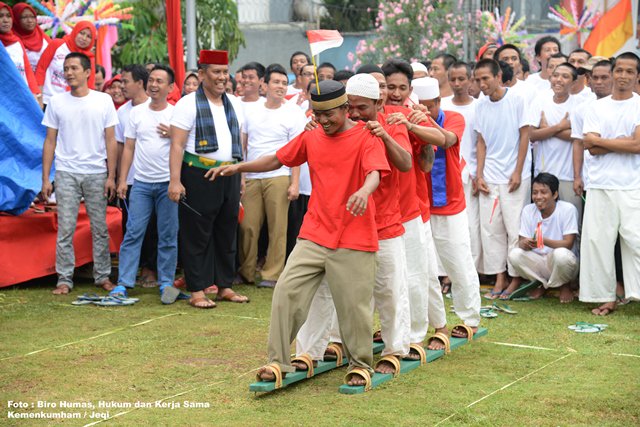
left=244, top=101, right=307, bottom=179
left=116, top=99, right=150, bottom=185
left=26, top=39, right=47, bottom=73
left=5, top=42, right=28, bottom=85
left=286, top=93, right=309, bottom=112
left=170, top=92, right=245, bottom=162
left=528, top=92, right=579, bottom=181
left=286, top=84, right=302, bottom=96
left=474, top=89, right=532, bottom=184
left=42, top=42, right=70, bottom=104
left=582, top=94, right=640, bottom=190
left=241, top=97, right=266, bottom=118
left=519, top=200, right=579, bottom=255
left=42, top=90, right=119, bottom=174
left=441, top=97, right=477, bottom=183
left=124, top=102, right=174, bottom=183
left=571, top=86, right=595, bottom=104
left=569, top=99, right=594, bottom=188
left=526, top=72, right=550, bottom=93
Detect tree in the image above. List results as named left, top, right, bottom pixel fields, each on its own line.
left=321, top=0, right=377, bottom=33
left=114, top=0, right=245, bottom=69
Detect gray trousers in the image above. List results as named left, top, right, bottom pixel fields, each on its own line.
left=55, top=171, right=111, bottom=288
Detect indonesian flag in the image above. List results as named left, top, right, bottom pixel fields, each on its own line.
left=535, top=221, right=544, bottom=249
left=307, top=30, right=344, bottom=57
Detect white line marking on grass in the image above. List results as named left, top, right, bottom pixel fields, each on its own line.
left=82, top=380, right=226, bottom=426
left=434, top=352, right=574, bottom=426
left=0, top=313, right=184, bottom=361
left=613, top=353, right=640, bottom=359
left=208, top=313, right=266, bottom=321
left=488, top=341, right=558, bottom=351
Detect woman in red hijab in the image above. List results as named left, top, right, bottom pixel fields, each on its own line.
left=35, top=20, right=96, bottom=105
left=0, top=2, right=40, bottom=97
left=12, top=2, right=51, bottom=72
left=103, top=74, right=126, bottom=109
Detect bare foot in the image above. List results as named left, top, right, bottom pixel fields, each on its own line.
left=292, top=360, right=316, bottom=371
left=427, top=328, right=448, bottom=350
left=189, top=290, right=216, bottom=308
left=559, top=284, right=574, bottom=303
left=529, top=286, right=546, bottom=300
left=486, top=272, right=508, bottom=299
left=403, top=343, right=424, bottom=360
left=216, top=288, right=249, bottom=303
left=441, top=276, right=451, bottom=294
left=592, top=301, right=616, bottom=316
left=97, top=279, right=116, bottom=291
left=52, top=284, right=70, bottom=295
left=374, top=358, right=397, bottom=375
left=451, top=325, right=477, bottom=338
left=257, top=366, right=285, bottom=382
left=347, top=372, right=367, bottom=386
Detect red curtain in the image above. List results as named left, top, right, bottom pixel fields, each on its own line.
left=166, top=0, right=185, bottom=93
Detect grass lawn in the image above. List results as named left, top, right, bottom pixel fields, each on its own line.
left=1, top=276, right=639, bottom=427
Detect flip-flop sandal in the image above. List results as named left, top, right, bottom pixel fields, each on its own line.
left=215, top=292, right=250, bottom=303
left=161, top=286, right=181, bottom=304
left=480, top=308, right=498, bottom=318
left=71, top=299, right=94, bottom=305
left=511, top=297, right=531, bottom=302
left=492, top=302, right=517, bottom=314
left=189, top=297, right=216, bottom=309
left=483, top=290, right=503, bottom=300
left=92, top=296, right=137, bottom=306
left=568, top=322, right=607, bottom=333
left=508, top=280, right=540, bottom=299
left=76, top=293, right=104, bottom=302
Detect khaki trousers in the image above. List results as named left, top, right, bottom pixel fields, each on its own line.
left=268, top=239, right=375, bottom=373
left=558, top=180, right=583, bottom=230
left=579, top=188, right=640, bottom=303
left=509, top=247, right=578, bottom=288
left=239, top=176, right=290, bottom=281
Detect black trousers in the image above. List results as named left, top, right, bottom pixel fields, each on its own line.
left=179, top=164, right=240, bottom=292
left=121, top=185, right=158, bottom=271
left=286, top=194, right=310, bottom=259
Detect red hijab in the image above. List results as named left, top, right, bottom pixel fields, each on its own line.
left=103, top=74, right=125, bottom=109
left=0, top=2, right=20, bottom=46
left=62, top=21, right=97, bottom=88
left=12, top=3, right=51, bottom=52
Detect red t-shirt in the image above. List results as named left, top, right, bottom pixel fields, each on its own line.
left=383, top=105, right=422, bottom=223
left=428, top=110, right=467, bottom=216
left=373, top=112, right=410, bottom=240
left=276, top=121, right=390, bottom=252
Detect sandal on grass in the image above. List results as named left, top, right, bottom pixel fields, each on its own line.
left=492, top=302, right=517, bottom=314
left=188, top=297, right=216, bottom=309
left=256, top=363, right=283, bottom=389
left=291, top=353, right=315, bottom=378
left=344, top=368, right=372, bottom=391
left=451, top=324, right=475, bottom=341
left=568, top=322, right=608, bottom=333
left=374, top=355, right=401, bottom=378
left=324, top=343, right=344, bottom=366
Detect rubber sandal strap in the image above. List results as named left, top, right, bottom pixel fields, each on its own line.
left=327, top=343, right=344, bottom=367
left=428, top=332, right=451, bottom=354
left=256, top=363, right=283, bottom=389
left=291, top=353, right=315, bottom=378
left=344, top=367, right=372, bottom=391
left=375, top=355, right=401, bottom=378
left=452, top=324, right=475, bottom=341
left=409, top=343, right=427, bottom=365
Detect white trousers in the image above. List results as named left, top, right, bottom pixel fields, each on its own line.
left=464, top=179, right=485, bottom=273
left=478, top=179, right=531, bottom=276
left=579, top=188, right=640, bottom=303
left=431, top=211, right=481, bottom=327
left=295, top=236, right=411, bottom=358
left=508, top=247, right=578, bottom=288
left=403, top=217, right=432, bottom=342
left=423, top=219, right=447, bottom=330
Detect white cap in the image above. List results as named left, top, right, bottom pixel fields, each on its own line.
left=411, top=62, right=429, bottom=75
left=345, top=73, right=380, bottom=100
left=411, top=77, right=440, bottom=100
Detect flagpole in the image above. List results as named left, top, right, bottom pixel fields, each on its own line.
left=311, top=53, right=321, bottom=94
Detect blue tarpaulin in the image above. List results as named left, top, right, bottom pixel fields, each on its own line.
left=0, top=43, right=51, bottom=215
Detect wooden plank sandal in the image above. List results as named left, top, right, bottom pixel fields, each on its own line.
left=325, top=343, right=345, bottom=367
left=427, top=332, right=451, bottom=354
left=291, top=353, right=315, bottom=378
left=374, top=355, right=401, bottom=378
left=254, top=363, right=283, bottom=389
left=344, top=368, right=372, bottom=392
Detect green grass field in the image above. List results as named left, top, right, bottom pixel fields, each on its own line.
left=1, top=277, right=639, bottom=427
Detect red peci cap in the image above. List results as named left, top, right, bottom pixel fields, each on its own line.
left=198, top=50, right=228, bottom=65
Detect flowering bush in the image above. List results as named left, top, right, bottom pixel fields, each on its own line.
left=353, top=0, right=482, bottom=67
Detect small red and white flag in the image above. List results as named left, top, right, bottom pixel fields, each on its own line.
left=306, top=30, right=344, bottom=57
left=535, top=221, right=544, bottom=249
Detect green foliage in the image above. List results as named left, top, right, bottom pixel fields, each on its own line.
left=113, top=0, right=245, bottom=69
left=321, top=0, right=377, bottom=33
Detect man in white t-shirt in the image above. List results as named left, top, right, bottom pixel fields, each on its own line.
left=529, top=62, right=582, bottom=222
left=473, top=59, right=532, bottom=300
left=579, top=52, right=640, bottom=316
left=509, top=173, right=579, bottom=303
left=568, top=49, right=595, bottom=102
left=441, top=61, right=484, bottom=277
left=112, top=65, right=181, bottom=304
left=526, top=36, right=561, bottom=92
left=169, top=50, right=249, bottom=308
left=41, top=52, right=118, bottom=295
left=287, top=64, right=314, bottom=112
left=237, top=64, right=307, bottom=288
left=286, top=51, right=310, bottom=97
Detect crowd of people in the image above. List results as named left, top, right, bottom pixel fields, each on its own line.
left=2, top=0, right=640, bottom=386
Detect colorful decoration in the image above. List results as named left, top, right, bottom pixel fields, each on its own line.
left=481, top=6, right=533, bottom=49
left=548, top=0, right=601, bottom=45
left=27, top=0, right=133, bottom=38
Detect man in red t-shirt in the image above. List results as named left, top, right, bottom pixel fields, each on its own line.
left=379, top=60, right=450, bottom=350
left=411, top=77, right=481, bottom=337
left=211, top=80, right=390, bottom=387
